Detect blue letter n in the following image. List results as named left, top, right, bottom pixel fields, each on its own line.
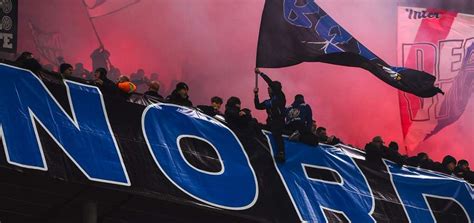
left=0, top=64, right=129, bottom=186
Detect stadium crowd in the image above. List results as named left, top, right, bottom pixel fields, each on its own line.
left=7, top=51, right=474, bottom=184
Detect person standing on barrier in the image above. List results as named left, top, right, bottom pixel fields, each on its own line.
left=254, top=68, right=286, bottom=162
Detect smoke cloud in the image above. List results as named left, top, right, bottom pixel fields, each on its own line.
left=18, top=0, right=473, bottom=163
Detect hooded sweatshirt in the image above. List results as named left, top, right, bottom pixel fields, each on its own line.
left=285, top=99, right=313, bottom=129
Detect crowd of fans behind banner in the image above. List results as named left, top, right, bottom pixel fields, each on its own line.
left=7, top=51, right=474, bottom=184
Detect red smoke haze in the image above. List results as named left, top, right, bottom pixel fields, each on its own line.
left=19, top=0, right=473, bottom=163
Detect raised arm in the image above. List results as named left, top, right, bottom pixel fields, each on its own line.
left=255, top=68, right=273, bottom=85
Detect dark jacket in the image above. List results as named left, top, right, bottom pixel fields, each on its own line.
left=254, top=73, right=286, bottom=124
left=365, top=143, right=403, bottom=166
left=225, top=105, right=241, bottom=127
left=197, top=105, right=221, bottom=117
left=421, top=159, right=436, bottom=170
left=383, top=149, right=405, bottom=166
left=95, top=78, right=119, bottom=96
left=224, top=100, right=247, bottom=130
left=16, top=58, right=42, bottom=74
left=406, top=156, right=421, bottom=167
left=144, top=90, right=164, bottom=101
left=364, top=143, right=385, bottom=169
left=285, top=101, right=313, bottom=129
left=464, top=171, right=474, bottom=184
left=454, top=166, right=468, bottom=179
left=433, top=162, right=453, bottom=175
left=166, top=90, right=193, bottom=107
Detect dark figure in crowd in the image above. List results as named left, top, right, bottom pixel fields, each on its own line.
left=59, top=63, right=73, bottom=79
left=58, top=63, right=83, bottom=82
left=93, top=68, right=118, bottom=95
left=406, top=152, right=429, bottom=167
left=131, top=69, right=145, bottom=82
left=240, top=108, right=259, bottom=135
left=116, top=75, right=137, bottom=99
left=90, top=46, right=110, bottom=72
left=454, top=160, right=470, bottom=179
left=198, top=96, right=224, bottom=117
left=150, top=72, right=159, bottom=81
left=73, top=63, right=91, bottom=79
left=453, top=160, right=474, bottom=184
left=315, top=127, right=328, bottom=142
left=56, top=56, right=65, bottom=65
left=131, top=68, right=147, bottom=92
left=43, top=64, right=54, bottom=72
left=434, top=155, right=457, bottom=175
left=364, top=136, right=387, bottom=169
left=383, top=141, right=405, bottom=165
left=303, top=121, right=321, bottom=146
left=286, top=94, right=313, bottom=140
left=311, top=121, right=317, bottom=135
left=315, top=127, right=341, bottom=145
left=254, top=68, right=286, bottom=162
left=466, top=172, right=474, bottom=184
left=225, top=97, right=256, bottom=132
left=241, top=108, right=256, bottom=122
left=15, top=51, right=33, bottom=65
left=167, top=79, right=180, bottom=94
left=15, top=52, right=42, bottom=74
left=144, top=81, right=164, bottom=100
left=166, top=82, right=193, bottom=107
left=388, top=141, right=398, bottom=152
left=108, top=65, right=121, bottom=82
left=225, top=97, right=246, bottom=128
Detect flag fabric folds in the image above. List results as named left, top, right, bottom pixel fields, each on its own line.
left=256, top=0, right=443, bottom=98
left=28, top=22, right=63, bottom=66
left=425, top=42, right=473, bottom=139
left=84, top=0, right=140, bottom=18
left=397, top=6, right=474, bottom=153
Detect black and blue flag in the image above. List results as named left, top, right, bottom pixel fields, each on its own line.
left=256, top=0, right=443, bottom=98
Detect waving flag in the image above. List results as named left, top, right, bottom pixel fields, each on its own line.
left=83, top=0, right=140, bottom=18
left=256, top=0, right=443, bottom=98
left=397, top=6, right=474, bottom=154
left=28, top=22, right=63, bottom=65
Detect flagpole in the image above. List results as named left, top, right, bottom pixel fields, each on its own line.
left=395, top=1, right=409, bottom=157
left=255, top=70, right=259, bottom=90
left=88, top=17, right=104, bottom=47
left=81, top=0, right=113, bottom=68
left=82, top=1, right=104, bottom=47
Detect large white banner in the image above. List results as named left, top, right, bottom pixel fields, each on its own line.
left=397, top=7, right=474, bottom=161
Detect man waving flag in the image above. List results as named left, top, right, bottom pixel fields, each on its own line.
left=256, top=0, right=443, bottom=98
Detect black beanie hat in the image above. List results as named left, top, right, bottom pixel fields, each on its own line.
left=60, top=63, right=72, bottom=74
left=294, top=94, right=304, bottom=104
left=176, top=82, right=189, bottom=91
left=442, top=155, right=456, bottom=166
left=226, top=96, right=241, bottom=107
